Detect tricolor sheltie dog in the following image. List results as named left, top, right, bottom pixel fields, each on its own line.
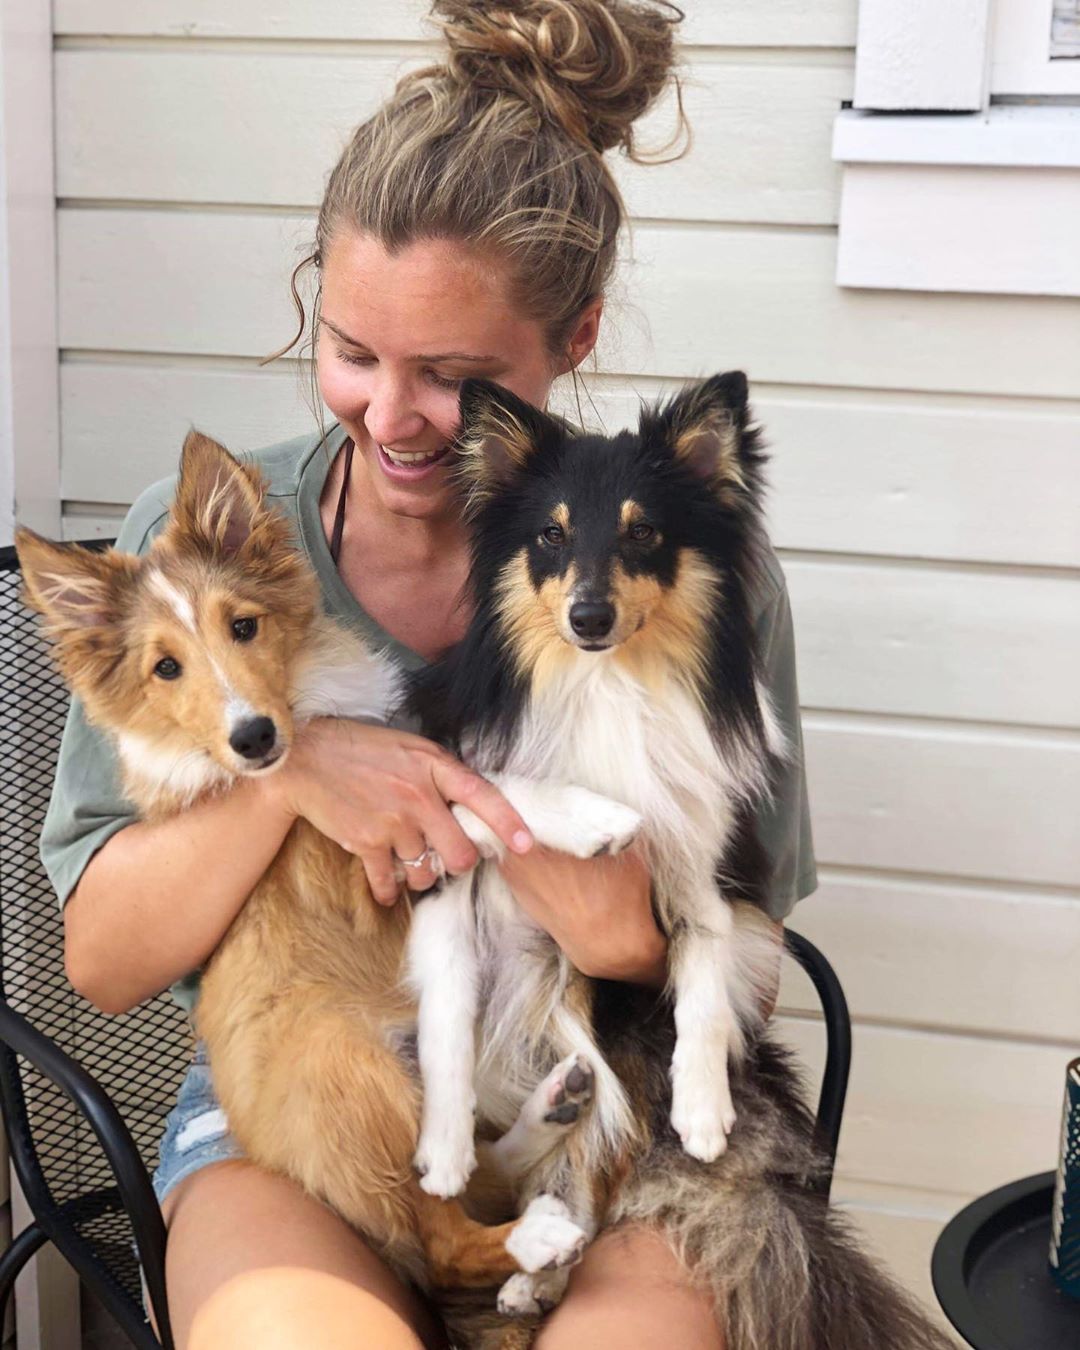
left=16, top=433, right=638, bottom=1301
left=407, top=373, right=953, bottom=1349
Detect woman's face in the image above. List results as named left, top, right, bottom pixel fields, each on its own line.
left=317, top=231, right=583, bottom=523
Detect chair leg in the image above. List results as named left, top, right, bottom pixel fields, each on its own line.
left=0, top=1222, right=49, bottom=1331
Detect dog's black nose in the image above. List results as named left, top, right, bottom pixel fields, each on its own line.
left=569, top=601, right=615, bottom=641
left=229, top=716, right=277, bottom=761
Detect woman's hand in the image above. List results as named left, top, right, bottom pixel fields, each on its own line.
left=267, top=719, right=532, bottom=904
left=497, top=846, right=668, bottom=987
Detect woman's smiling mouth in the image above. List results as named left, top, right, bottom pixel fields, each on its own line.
left=376, top=441, right=453, bottom=482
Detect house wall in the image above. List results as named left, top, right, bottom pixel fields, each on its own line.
left=43, top=0, right=1080, bottom=1332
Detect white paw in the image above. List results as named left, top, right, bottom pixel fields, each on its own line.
left=451, top=804, right=501, bottom=860
left=505, top=1195, right=587, bottom=1274
left=555, top=789, right=643, bottom=859
left=670, top=1068, right=736, bottom=1163
left=497, top=1267, right=571, bottom=1317
left=414, top=1122, right=477, bottom=1199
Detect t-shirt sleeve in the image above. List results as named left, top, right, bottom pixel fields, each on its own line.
left=39, top=479, right=175, bottom=909
left=751, top=553, right=817, bottom=921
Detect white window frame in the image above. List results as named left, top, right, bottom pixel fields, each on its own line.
left=994, top=0, right=1080, bottom=96
left=835, top=0, right=1080, bottom=297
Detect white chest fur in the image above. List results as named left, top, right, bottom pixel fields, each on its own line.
left=489, top=653, right=762, bottom=876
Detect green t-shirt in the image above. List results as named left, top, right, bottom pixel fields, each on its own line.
left=40, top=423, right=817, bottom=1010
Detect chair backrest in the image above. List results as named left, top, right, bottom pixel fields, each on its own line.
left=0, top=544, right=190, bottom=1307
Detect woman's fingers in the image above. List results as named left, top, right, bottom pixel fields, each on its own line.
left=358, top=846, right=402, bottom=906
left=430, top=761, right=533, bottom=858
left=392, top=828, right=439, bottom=893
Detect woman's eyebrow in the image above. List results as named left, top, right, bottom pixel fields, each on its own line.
left=412, top=350, right=500, bottom=363
left=320, top=318, right=497, bottom=364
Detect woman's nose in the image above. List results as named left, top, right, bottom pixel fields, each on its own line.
left=363, top=375, right=426, bottom=448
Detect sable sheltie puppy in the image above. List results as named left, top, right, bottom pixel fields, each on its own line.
left=406, top=375, right=954, bottom=1350
left=16, top=432, right=635, bottom=1301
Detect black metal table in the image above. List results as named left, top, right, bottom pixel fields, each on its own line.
left=932, top=1171, right=1080, bottom=1349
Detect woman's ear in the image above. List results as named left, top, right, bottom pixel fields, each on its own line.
left=560, top=297, right=604, bottom=374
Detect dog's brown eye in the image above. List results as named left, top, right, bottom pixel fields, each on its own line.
left=541, top=524, right=565, bottom=546
left=154, top=656, right=181, bottom=681
left=232, top=617, right=258, bottom=642
left=629, top=522, right=655, bottom=542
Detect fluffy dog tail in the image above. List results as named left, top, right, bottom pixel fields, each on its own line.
left=620, top=1149, right=952, bottom=1350
left=609, top=1041, right=954, bottom=1350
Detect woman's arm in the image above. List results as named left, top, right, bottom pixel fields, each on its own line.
left=65, top=775, right=297, bottom=1014
left=66, top=718, right=531, bottom=1015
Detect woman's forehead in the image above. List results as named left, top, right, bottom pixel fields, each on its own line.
left=320, top=231, right=542, bottom=357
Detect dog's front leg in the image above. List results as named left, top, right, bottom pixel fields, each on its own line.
left=408, top=874, right=481, bottom=1198
left=668, top=890, right=741, bottom=1163
left=454, top=776, right=642, bottom=860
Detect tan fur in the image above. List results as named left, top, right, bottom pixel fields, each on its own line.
left=17, top=435, right=539, bottom=1295
left=669, top=390, right=746, bottom=507
left=493, top=543, right=720, bottom=699
left=493, top=550, right=580, bottom=694
left=456, top=401, right=540, bottom=515
left=611, top=549, right=720, bottom=693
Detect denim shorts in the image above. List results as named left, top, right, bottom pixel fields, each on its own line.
left=152, top=1042, right=244, bottom=1206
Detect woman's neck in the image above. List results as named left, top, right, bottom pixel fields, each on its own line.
left=322, top=441, right=474, bottom=660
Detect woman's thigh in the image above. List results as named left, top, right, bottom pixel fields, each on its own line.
left=160, top=1160, right=446, bottom=1350
left=536, top=1224, right=723, bottom=1350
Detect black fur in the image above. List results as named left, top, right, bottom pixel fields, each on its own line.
left=409, top=373, right=773, bottom=777
left=413, top=377, right=952, bottom=1350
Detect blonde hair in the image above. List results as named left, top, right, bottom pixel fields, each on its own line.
left=278, top=0, right=687, bottom=368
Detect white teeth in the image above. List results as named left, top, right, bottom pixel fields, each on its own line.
left=381, top=444, right=445, bottom=466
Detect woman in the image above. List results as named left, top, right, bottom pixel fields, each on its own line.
left=41, top=2, right=815, bottom=1345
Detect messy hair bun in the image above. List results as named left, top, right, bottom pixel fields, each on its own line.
left=292, top=0, right=688, bottom=364
left=434, top=0, right=683, bottom=158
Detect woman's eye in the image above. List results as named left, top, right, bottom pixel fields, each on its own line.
left=232, top=617, right=258, bottom=642
left=542, top=524, right=566, bottom=546
left=629, top=522, right=655, bottom=542
left=426, top=369, right=463, bottom=391
left=335, top=348, right=374, bottom=368
left=154, top=656, right=181, bottom=681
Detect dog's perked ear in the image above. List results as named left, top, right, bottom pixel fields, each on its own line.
left=172, top=430, right=266, bottom=558
left=16, top=529, right=136, bottom=634
left=646, top=372, right=762, bottom=507
left=454, top=379, right=557, bottom=512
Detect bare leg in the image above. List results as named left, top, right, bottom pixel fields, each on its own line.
left=536, top=1224, right=723, bottom=1350
left=160, top=1160, right=446, bottom=1350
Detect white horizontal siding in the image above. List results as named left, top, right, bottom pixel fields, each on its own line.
left=780, top=870, right=1080, bottom=1041
left=44, top=3, right=1080, bottom=1328
left=805, top=716, right=1080, bottom=888
left=57, top=209, right=1080, bottom=397
left=55, top=49, right=852, bottom=226
left=776, top=1014, right=1070, bottom=1197
left=52, top=0, right=859, bottom=49
left=60, top=361, right=1080, bottom=567
left=786, top=558, right=1080, bottom=729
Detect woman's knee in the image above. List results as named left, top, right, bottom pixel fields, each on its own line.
left=535, top=1224, right=723, bottom=1350
left=162, top=1160, right=443, bottom=1350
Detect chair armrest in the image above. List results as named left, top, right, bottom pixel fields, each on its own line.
left=0, top=998, right=173, bottom=1347
left=783, top=929, right=852, bottom=1199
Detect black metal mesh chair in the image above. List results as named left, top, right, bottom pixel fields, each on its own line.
left=0, top=539, right=850, bottom=1350
left=0, top=543, right=186, bottom=1349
